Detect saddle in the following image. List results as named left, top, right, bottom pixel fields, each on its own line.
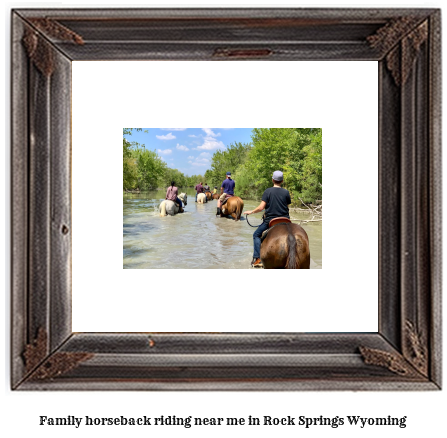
left=260, top=217, right=292, bottom=243
left=269, top=217, right=291, bottom=227
left=220, top=194, right=233, bottom=206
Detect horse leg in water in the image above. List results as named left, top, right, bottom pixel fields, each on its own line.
left=159, top=200, right=167, bottom=217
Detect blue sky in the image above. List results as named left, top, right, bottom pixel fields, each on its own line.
left=124, top=128, right=253, bottom=176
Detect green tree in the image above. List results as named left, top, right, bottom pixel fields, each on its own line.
left=132, top=146, right=167, bottom=190
left=123, top=128, right=321, bottom=202
left=123, top=138, right=138, bottom=190
left=244, top=128, right=297, bottom=196
left=233, top=128, right=322, bottom=203
left=207, top=142, right=251, bottom=190
left=186, top=174, right=205, bottom=187
left=123, top=128, right=142, bottom=190
left=294, top=128, right=322, bottom=203
left=161, top=167, right=188, bottom=189
left=123, top=128, right=167, bottom=191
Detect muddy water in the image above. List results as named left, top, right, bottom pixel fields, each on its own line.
left=123, top=188, right=322, bottom=269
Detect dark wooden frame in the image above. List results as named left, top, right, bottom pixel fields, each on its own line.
left=11, top=8, right=441, bottom=390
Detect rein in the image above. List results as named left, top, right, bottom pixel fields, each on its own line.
left=245, top=214, right=263, bottom=228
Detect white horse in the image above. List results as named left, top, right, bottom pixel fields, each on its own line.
left=159, top=193, right=187, bottom=216
left=197, top=193, right=207, bottom=204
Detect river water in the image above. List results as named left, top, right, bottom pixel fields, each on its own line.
left=123, top=188, right=322, bottom=269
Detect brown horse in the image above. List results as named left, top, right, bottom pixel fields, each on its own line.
left=212, top=193, right=219, bottom=200
left=220, top=196, right=244, bottom=221
left=205, top=191, right=212, bottom=201
left=261, top=222, right=310, bottom=269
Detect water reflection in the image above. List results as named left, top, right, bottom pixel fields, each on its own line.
left=123, top=188, right=322, bottom=269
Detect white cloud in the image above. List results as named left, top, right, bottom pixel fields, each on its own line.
left=160, top=128, right=187, bottom=131
left=202, top=128, right=221, bottom=137
left=188, top=134, right=199, bottom=138
left=187, top=151, right=212, bottom=168
left=157, top=149, right=172, bottom=155
left=156, top=133, right=176, bottom=140
left=197, top=136, right=226, bottom=151
left=176, top=143, right=189, bottom=151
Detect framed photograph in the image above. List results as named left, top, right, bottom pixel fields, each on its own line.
left=11, top=8, right=441, bottom=390
left=120, top=127, right=323, bottom=271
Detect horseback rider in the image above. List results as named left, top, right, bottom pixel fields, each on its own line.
left=195, top=181, right=207, bottom=203
left=243, top=171, right=291, bottom=267
left=213, top=186, right=218, bottom=194
left=165, top=181, right=184, bottom=212
left=203, top=182, right=210, bottom=192
left=216, top=172, right=235, bottom=216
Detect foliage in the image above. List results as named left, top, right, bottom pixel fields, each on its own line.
left=123, top=137, right=138, bottom=190
left=240, top=128, right=298, bottom=197
left=132, top=145, right=167, bottom=190
left=294, top=128, right=322, bottom=203
left=187, top=174, right=205, bottom=187
left=205, top=142, right=252, bottom=191
left=160, top=172, right=206, bottom=189
left=207, top=128, right=322, bottom=204
left=123, top=128, right=322, bottom=203
left=123, top=128, right=143, bottom=190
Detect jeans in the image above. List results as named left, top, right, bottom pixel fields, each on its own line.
left=175, top=197, right=182, bottom=208
left=253, top=221, right=270, bottom=258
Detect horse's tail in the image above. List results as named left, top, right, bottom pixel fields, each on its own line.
left=160, top=201, right=167, bottom=217
left=285, top=225, right=303, bottom=269
left=236, top=198, right=244, bottom=221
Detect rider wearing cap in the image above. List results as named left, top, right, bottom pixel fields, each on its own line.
left=243, top=170, right=291, bottom=267
left=216, top=172, right=235, bottom=216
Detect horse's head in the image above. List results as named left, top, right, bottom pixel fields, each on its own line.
left=179, top=193, right=187, bottom=206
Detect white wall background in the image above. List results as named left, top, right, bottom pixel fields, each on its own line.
left=2, top=1, right=445, bottom=438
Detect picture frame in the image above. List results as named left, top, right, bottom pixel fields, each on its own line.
left=11, top=7, right=441, bottom=390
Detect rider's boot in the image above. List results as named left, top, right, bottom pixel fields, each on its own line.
left=251, top=258, right=263, bottom=268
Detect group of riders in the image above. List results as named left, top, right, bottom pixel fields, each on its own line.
left=165, top=170, right=294, bottom=268
left=193, top=181, right=215, bottom=203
